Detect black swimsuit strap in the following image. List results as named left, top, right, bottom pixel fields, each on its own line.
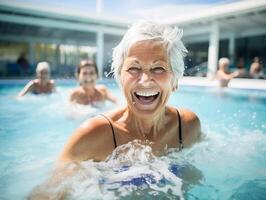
left=100, top=111, right=182, bottom=150
left=176, top=109, right=183, bottom=150
left=100, top=114, right=117, bottom=149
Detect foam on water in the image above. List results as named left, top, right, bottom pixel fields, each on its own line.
left=36, top=140, right=185, bottom=200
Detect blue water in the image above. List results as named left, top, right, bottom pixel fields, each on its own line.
left=0, top=79, right=266, bottom=200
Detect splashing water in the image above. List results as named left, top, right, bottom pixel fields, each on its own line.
left=45, top=140, right=185, bottom=200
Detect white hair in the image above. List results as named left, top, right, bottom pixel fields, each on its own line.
left=36, top=62, right=50, bottom=74
left=111, top=21, right=188, bottom=86
left=219, top=57, right=230, bottom=67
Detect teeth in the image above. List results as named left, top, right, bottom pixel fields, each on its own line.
left=135, top=91, right=159, bottom=97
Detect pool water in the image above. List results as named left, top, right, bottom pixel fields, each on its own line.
left=0, top=79, right=266, bottom=200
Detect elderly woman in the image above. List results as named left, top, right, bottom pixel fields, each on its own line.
left=70, top=59, right=117, bottom=105
left=18, top=61, right=56, bottom=96
left=216, top=57, right=240, bottom=87
left=60, top=21, right=201, bottom=162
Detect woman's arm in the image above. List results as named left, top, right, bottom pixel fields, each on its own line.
left=180, top=108, right=201, bottom=147
left=69, top=90, right=77, bottom=103
left=217, top=70, right=239, bottom=80
left=105, top=88, right=118, bottom=104
left=18, top=80, right=35, bottom=97
left=97, top=85, right=118, bottom=104
left=50, top=80, right=56, bottom=93
left=59, top=116, right=115, bottom=162
left=29, top=116, right=115, bottom=199
left=28, top=162, right=81, bottom=200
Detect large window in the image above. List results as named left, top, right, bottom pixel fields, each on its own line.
left=236, top=35, right=266, bottom=71
left=0, top=42, right=29, bottom=77
left=185, top=42, right=209, bottom=76
left=35, top=43, right=96, bottom=78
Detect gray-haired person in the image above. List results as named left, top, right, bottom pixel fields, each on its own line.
left=60, top=21, right=201, bottom=162
left=29, top=20, right=202, bottom=200
left=216, top=57, right=240, bottom=87
left=18, top=61, right=56, bottom=96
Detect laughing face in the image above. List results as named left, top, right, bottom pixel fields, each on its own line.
left=37, top=69, right=50, bottom=81
left=79, top=66, right=97, bottom=87
left=120, top=40, right=174, bottom=117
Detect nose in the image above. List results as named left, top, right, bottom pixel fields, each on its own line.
left=139, top=71, right=151, bottom=84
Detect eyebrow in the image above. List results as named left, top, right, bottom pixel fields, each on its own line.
left=126, top=58, right=140, bottom=64
left=153, top=60, right=168, bottom=64
left=123, top=60, right=140, bottom=68
left=126, top=58, right=167, bottom=65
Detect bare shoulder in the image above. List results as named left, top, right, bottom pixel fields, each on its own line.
left=179, top=108, right=200, bottom=124
left=217, top=70, right=224, bottom=77
left=179, top=108, right=201, bottom=147
left=25, top=80, right=36, bottom=88
left=105, top=107, right=126, bottom=120
left=95, top=84, right=107, bottom=93
left=49, top=79, right=55, bottom=85
left=59, top=116, right=116, bottom=162
left=70, top=88, right=81, bottom=95
left=96, top=84, right=118, bottom=104
left=69, top=88, right=81, bottom=99
left=32, top=79, right=39, bottom=84
left=18, top=80, right=36, bottom=96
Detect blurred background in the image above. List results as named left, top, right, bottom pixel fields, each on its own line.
left=0, top=0, right=265, bottom=79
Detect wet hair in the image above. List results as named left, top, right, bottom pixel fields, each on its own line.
left=111, top=20, right=188, bottom=87
left=219, top=57, right=230, bottom=68
left=253, top=56, right=260, bottom=62
left=36, top=62, right=50, bottom=74
left=77, top=59, right=98, bottom=77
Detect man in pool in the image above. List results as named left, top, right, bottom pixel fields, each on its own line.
left=60, top=21, right=201, bottom=162
left=18, top=61, right=56, bottom=96
left=69, top=59, right=117, bottom=105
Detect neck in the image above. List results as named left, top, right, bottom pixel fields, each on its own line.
left=82, top=85, right=95, bottom=94
left=126, top=107, right=166, bottom=140
left=39, top=79, right=48, bottom=86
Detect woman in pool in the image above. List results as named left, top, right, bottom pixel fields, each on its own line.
left=216, top=57, right=240, bottom=87
left=60, top=21, right=201, bottom=162
left=70, top=59, right=117, bottom=105
left=18, top=61, right=56, bottom=96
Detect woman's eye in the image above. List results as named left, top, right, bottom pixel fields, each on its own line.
left=151, top=67, right=166, bottom=74
left=127, top=67, right=141, bottom=74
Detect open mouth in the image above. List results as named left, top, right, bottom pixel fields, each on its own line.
left=134, top=91, right=160, bottom=105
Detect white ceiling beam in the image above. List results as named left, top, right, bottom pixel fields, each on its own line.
left=0, top=0, right=131, bottom=28
left=0, top=13, right=126, bottom=36
left=183, top=26, right=211, bottom=36
left=238, top=27, right=266, bottom=38
left=165, top=0, right=266, bottom=25
left=0, top=34, right=96, bottom=46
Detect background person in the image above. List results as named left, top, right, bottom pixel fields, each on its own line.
left=18, top=61, right=56, bottom=96
left=216, top=57, right=239, bottom=87
left=17, top=52, right=29, bottom=76
left=69, top=59, right=117, bottom=106
left=235, top=57, right=248, bottom=78
left=249, top=56, right=264, bottom=79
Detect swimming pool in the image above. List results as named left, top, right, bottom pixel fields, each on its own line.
left=0, top=79, right=265, bottom=199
